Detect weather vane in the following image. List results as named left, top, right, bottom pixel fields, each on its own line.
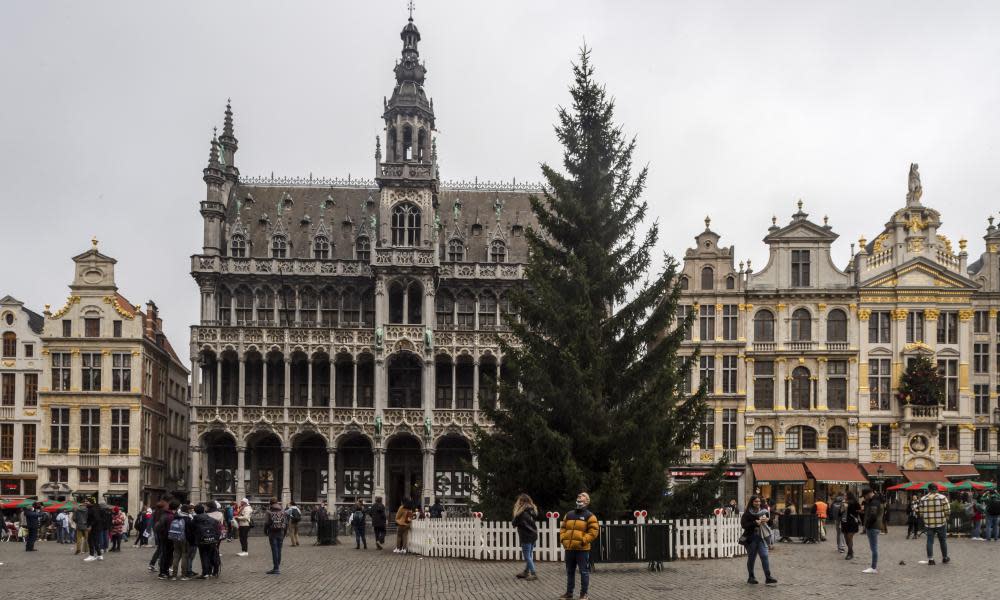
left=408, top=0, right=415, bottom=20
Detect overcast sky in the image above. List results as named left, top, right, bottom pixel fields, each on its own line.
left=3, top=1, right=1000, bottom=360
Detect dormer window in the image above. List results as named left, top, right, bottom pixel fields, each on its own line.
left=489, top=240, right=507, bottom=263
left=791, top=249, right=810, bottom=286
left=314, top=236, right=330, bottom=259
left=726, top=275, right=736, bottom=290
left=356, top=236, right=371, bottom=262
left=231, top=235, right=247, bottom=258
left=447, top=239, right=465, bottom=262
left=271, top=235, right=288, bottom=259
left=700, top=266, right=714, bottom=290
left=391, top=203, right=421, bottom=246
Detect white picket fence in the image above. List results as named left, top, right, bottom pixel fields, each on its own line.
left=407, top=515, right=746, bottom=562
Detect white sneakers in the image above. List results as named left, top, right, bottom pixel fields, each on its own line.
left=97, top=555, right=104, bottom=561
left=862, top=568, right=877, bottom=574
left=237, top=551, right=248, bottom=557
left=392, top=548, right=407, bottom=554
left=83, top=556, right=97, bottom=562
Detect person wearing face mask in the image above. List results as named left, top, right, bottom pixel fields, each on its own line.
left=558, top=492, right=600, bottom=600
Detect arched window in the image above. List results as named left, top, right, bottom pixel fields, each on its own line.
left=234, top=286, right=253, bottom=325
left=362, top=289, right=375, bottom=327
left=417, top=128, right=427, bottom=161
left=489, top=240, right=507, bottom=263
left=828, top=426, right=847, bottom=450
left=791, top=366, right=811, bottom=409
left=255, top=287, right=274, bottom=325
left=791, top=308, right=812, bottom=341
left=754, top=426, right=774, bottom=450
left=278, top=286, right=296, bottom=326
left=216, top=286, right=232, bottom=324
left=2, top=332, right=16, bottom=358
left=391, top=203, right=421, bottom=246
left=753, top=310, right=775, bottom=342
left=700, top=266, right=714, bottom=290
left=320, top=287, right=339, bottom=326
left=231, top=235, right=247, bottom=258
left=436, top=291, right=455, bottom=326
left=456, top=291, right=475, bottom=328
left=271, top=235, right=287, bottom=259
left=355, top=236, right=371, bottom=261
left=388, top=352, right=422, bottom=408
left=299, top=287, right=318, bottom=326
left=402, top=125, right=413, bottom=161
left=679, top=276, right=689, bottom=291
left=786, top=425, right=817, bottom=450
left=387, top=280, right=423, bottom=325
left=341, top=289, right=361, bottom=324
left=388, top=282, right=405, bottom=324
left=313, top=236, right=330, bottom=259
left=826, top=309, right=847, bottom=342
left=479, top=292, right=497, bottom=328
left=407, top=281, right=423, bottom=324
left=726, top=275, right=736, bottom=290
left=447, top=239, right=464, bottom=262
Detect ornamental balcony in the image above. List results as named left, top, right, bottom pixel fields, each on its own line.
left=191, top=256, right=372, bottom=278
left=373, top=247, right=437, bottom=267
left=439, top=262, right=526, bottom=280
left=376, top=161, right=437, bottom=183
left=903, top=404, right=942, bottom=422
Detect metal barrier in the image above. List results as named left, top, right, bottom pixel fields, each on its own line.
left=589, top=523, right=673, bottom=571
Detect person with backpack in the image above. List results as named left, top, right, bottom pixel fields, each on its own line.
left=394, top=498, right=414, bottom=554
left=984, top=491, right=1000, bottom=541
left=263, top=497, right=288, bottom=575
left=512, top=493, right=539, bottom=581
left=371, top=497, right=388, bottom=550
left=828, top=495, right=845, bottom=552
left=168, top=504, right=194, bottom=581
left=350, top=500, right=368, bottom=549
left=559, top=492, right=600, bottom=600
left=206, top=501, right=226, bottom=576
left=191, top=504, right=220, bottom=578
left=84, top=498, right=107, bottom=562
left=155, top=500, right=179, bottom=579
left=285, top=501, right=302, bottom=547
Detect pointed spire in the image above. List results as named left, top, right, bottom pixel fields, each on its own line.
left=222, top=98, right=235, bottom=139
left=208, top=129, right=220, bottom=167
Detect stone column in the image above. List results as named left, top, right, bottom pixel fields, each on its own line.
left=190, top=446, right=202, bottom=503
left=451, top=361, right=457, bottom=410
left=284, top=358, right=291, bottom=405
left=423, top=448, right=435, bottom=506
left=238, top=356, right=246, bottom=407
left=959, top=309, right=974, bottom=415
left=744, top=357, right=755, bottom=411
left=816, top=357, right=827, bottom=410
left=775, top=358, right=787, bottom=411
left=352, top=359, right=359, bottom=408
left=326, top=448, right=337, bottom=508
left=329, top=357, right=337, bottom=409
left=215, top=359, right=222, bottom=405
left=374, top=446, right=386, bottom=499
left=262, top=358, right=269, bottom=405
left=191, top=358, right=202, bottom=405
left=281, top=446, right=291, bottom=503
left=472, top=360, right=480, bottom=412
left=236, top=446, right=247, bottom=500
left=423, top=358, right=434, bottom=416
left=307, top=359, right=314, bottom=408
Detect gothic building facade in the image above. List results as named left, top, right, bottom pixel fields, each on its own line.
left=0, top=296, right=43, bottom=499
left=675, top=166, right=1000, bottom=510
left=189, top=16, right=536, bottom=513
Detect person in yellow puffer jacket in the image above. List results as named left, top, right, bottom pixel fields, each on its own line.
left=558, top=492, right=599, bottom=600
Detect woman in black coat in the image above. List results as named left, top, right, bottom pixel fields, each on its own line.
left=842, top=491, right=862, bottom=560
left=741, top=495, right=776, bottom=585
left=511, top=494, right=538, bottom=581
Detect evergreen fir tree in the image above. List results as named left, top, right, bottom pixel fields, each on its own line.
left=472, top=48, right=706, bottom=518
left=896, top=355, right=944, bottom=406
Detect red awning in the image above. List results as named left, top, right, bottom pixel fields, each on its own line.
left=902, top=469, right=947, bottom=482
left=940, top=464, right=981, bottom=479
left=751, top=462, right=807, bottom=483
left=860, top=463, right=903, bottom=478
left=804, top=462, right=867, bottom=484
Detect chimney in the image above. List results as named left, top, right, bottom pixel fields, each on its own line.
left=145, top=300, right=159, bottom=338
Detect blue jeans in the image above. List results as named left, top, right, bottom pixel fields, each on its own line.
left=565, top=549, right=590, bottom=595
left=25, top=527, right=38, bottom=551
left=987, top=515, right=1000, bottom=540
left=925, top=525, right=948, bottom=559
left=268, top=535, right=284, bottom=571
left=521, top=542, right=536, bottom=575
left=354, top=525, right=366, bottom=548
left=972, top=519, right=982, bottom=539
left=746, top=535, right=771, bottom=579
left=866, top=528, right=879, bottom=569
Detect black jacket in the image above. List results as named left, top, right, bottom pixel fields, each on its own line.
left=862, top=497, right=882, bottom=530
left=370, top=504, right=388, bottom=528
left=86, top=505, right=106, bottom=532
left=191, top=513, right=219, bottom=545
left=513, top=507, right=538, bottom=544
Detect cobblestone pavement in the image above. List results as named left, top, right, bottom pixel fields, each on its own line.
left=2, top=530, right=1000, bottom=599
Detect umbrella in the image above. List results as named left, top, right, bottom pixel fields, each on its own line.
left=43, top=500, right=77, bottom=512
left=886, top=481, right=955, bottom=492
left=952, top=480, right=996, bottom=491
left=1, top=499, right=37, bottom=510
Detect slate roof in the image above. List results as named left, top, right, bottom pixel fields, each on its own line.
left=228, top=183, right=541, bottom=264
left=0, top=294, right=44, bottom=334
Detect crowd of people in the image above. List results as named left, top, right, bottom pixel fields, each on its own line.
left=738, top=482, right=972, bottom=583
left=3, top=498, right=131, bottom=557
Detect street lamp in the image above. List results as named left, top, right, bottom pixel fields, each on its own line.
left=876, top=465, right=886, bottom=495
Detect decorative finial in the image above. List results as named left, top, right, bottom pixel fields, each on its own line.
left=797, top=199, right=803, bottom=211
left=771, top=215, right=777, bottom=226
left=989, top=215, right=995, bottom=227
left=704, top=215, right=711, bottom=230
left=959, top=238, right=967, bottom=252
left=859, top=235, right=867, bottom=247
left=408, top=0, right=415, bottom=20
left=91, top=236, right=98, bottom=248
left=739, top=260, right=745, bottom=272
left=907, top=163, right=923, bottom=206
left=375, top=135, right=381, bottom=160
left=823, top=215, right=829, bottom=226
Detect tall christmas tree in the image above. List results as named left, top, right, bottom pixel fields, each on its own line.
left=896, top=355, right=944, bottom=406
left=472, top=48, right=706, bottom=518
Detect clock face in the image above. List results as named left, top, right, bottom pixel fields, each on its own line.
left=909, top=434, right=929, bottom=453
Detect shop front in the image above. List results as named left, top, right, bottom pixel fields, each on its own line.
left=750, top=462, right=809, bottom=511
left=940, top=464, right=981, bottom=482
left=974, top=463, right=1000, bottom=484
left=860, top=462, right=903, bottom=494
left=804, top=462, right=867, bottom=504
left=669, top=467, right=746, bottom=507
